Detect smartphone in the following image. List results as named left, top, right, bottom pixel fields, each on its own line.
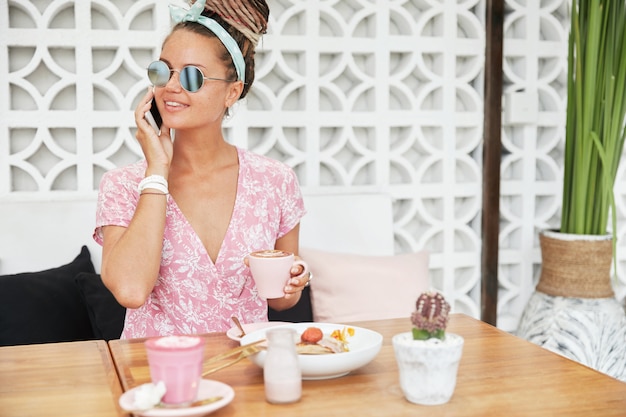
left=144, top=98, right=162, bottom=134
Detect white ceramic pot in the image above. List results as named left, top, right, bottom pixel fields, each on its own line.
left=392, top=332, right=464, bottom=405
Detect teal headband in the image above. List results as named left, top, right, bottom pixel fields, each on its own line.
left=169, top=0, right=246, bottom=83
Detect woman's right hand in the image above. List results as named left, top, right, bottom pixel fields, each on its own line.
left=135, top=88, right=173, bottom=176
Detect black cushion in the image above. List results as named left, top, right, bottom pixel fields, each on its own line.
left=268, top=286, right=313, bottom=322
left=0, top=246, right=95, bottom=346
left=75, top=272, right=125, bottom=341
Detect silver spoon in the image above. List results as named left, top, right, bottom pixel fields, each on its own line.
left=231, top=316, right=246, bottom=338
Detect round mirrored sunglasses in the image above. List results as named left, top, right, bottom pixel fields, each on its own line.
left=147, top=60, right=235, bottom=93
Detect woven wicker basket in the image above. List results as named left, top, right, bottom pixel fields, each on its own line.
left=536, top=230, right=614, bottom=298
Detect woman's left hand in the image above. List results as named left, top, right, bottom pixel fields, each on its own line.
left=283, top=263, right=311, bottom=299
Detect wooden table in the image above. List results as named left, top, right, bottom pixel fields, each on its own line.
left=109, top=314, right=626, bottom=416
left=0, top=340, right=128, bottom=417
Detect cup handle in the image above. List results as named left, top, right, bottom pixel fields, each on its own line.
left=292, top=260, right=309, bottom=278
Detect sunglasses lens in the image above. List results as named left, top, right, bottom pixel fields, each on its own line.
left=179, top=66, right=204, bottom=92
left=147, top=61, right=170, bottom=86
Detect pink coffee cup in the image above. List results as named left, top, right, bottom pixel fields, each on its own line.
left=145, top=335, right=206, bottom=405
left=248, top=250, right=309, bottom=299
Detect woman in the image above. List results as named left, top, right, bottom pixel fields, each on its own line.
left=93, top=0, right=309, bottom=338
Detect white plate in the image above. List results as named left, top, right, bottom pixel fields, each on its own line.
left=226, top=321, right=290, bottom=341
left=240, top=322, right=383, bottom=380
left=119, top=379, right=234, bottom=417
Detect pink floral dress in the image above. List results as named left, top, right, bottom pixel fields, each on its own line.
left=94, top=147, right=305, bottom=338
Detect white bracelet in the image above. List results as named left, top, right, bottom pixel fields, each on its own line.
left=138, top=175, right=168, bottom=193
left=138, top=181, right=168, bottom=194
left=140, top=191, right=168, bottom=196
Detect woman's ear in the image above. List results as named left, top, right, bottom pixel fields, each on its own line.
left=225, top=80, right=244, bottom=108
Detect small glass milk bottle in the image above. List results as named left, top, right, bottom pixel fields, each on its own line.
left=263, top=328, right=302, bottom=404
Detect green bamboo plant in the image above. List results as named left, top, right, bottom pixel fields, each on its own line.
left=560, top=0, right=626, bottom=238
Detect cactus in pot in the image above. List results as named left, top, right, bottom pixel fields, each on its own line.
left=392, top=291, right=464, bottom=405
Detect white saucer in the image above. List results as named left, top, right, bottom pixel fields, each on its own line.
left=226, top=321, right=290, bottom=341
left=119, top=379, right=234, bottom=417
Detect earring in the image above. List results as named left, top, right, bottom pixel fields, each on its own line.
left=223, top=106, right=233, bottom=123
left=223, top=99, right=244, bottom=125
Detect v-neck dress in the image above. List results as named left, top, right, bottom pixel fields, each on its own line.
left=93, top=147, right=306, bottom=338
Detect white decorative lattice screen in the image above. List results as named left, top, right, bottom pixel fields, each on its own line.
left=6, top=0, right=622, bottom=332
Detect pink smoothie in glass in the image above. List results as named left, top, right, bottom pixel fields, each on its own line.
left=145, top=335, right=206, bottom=404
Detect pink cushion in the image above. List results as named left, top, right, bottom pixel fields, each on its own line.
left=300, top=248, right=430, bottom=323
